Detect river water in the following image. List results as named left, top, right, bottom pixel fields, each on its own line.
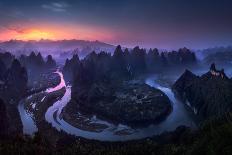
left=19, top=72, right=196, bottom=141
left=18, top=99, right=38, bottom=135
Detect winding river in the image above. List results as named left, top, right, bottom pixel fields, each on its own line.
left=19, top=72, right=196, bottom=141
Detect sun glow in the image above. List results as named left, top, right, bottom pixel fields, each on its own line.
left=19, top=29, right=55, bottom=40
left=0, top=23, right=115, bottom=42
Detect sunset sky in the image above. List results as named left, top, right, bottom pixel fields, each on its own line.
left=0, top=0, right=232, bottom=49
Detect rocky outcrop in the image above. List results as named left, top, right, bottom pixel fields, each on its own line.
left=173, top=64, right=232, bottom=119
left=62, top=54, right=80, bottom=82
left=20, top=52, right=57, bottom=72
left=46, top=55, right=56, bottom=69
left=20, top=52, right=57, bottom=87
left=71, top=81, right=172, bottom=125
left=4, top=59, right=28, bottom=100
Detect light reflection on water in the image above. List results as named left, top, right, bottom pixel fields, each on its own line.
left=45, top=71, right=66, bottom=93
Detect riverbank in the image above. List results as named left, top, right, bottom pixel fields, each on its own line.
left=61, top=102, right=109, bottom=132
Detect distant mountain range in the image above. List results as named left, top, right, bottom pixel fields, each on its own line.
left=195, top=46, right=232, bottom=60
left=0, top=39, right=116, bottom=58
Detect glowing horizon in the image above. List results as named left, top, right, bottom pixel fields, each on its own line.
left=15, top=29, right=54, bottom=40
left=0, top=25, right=115, bottom=42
